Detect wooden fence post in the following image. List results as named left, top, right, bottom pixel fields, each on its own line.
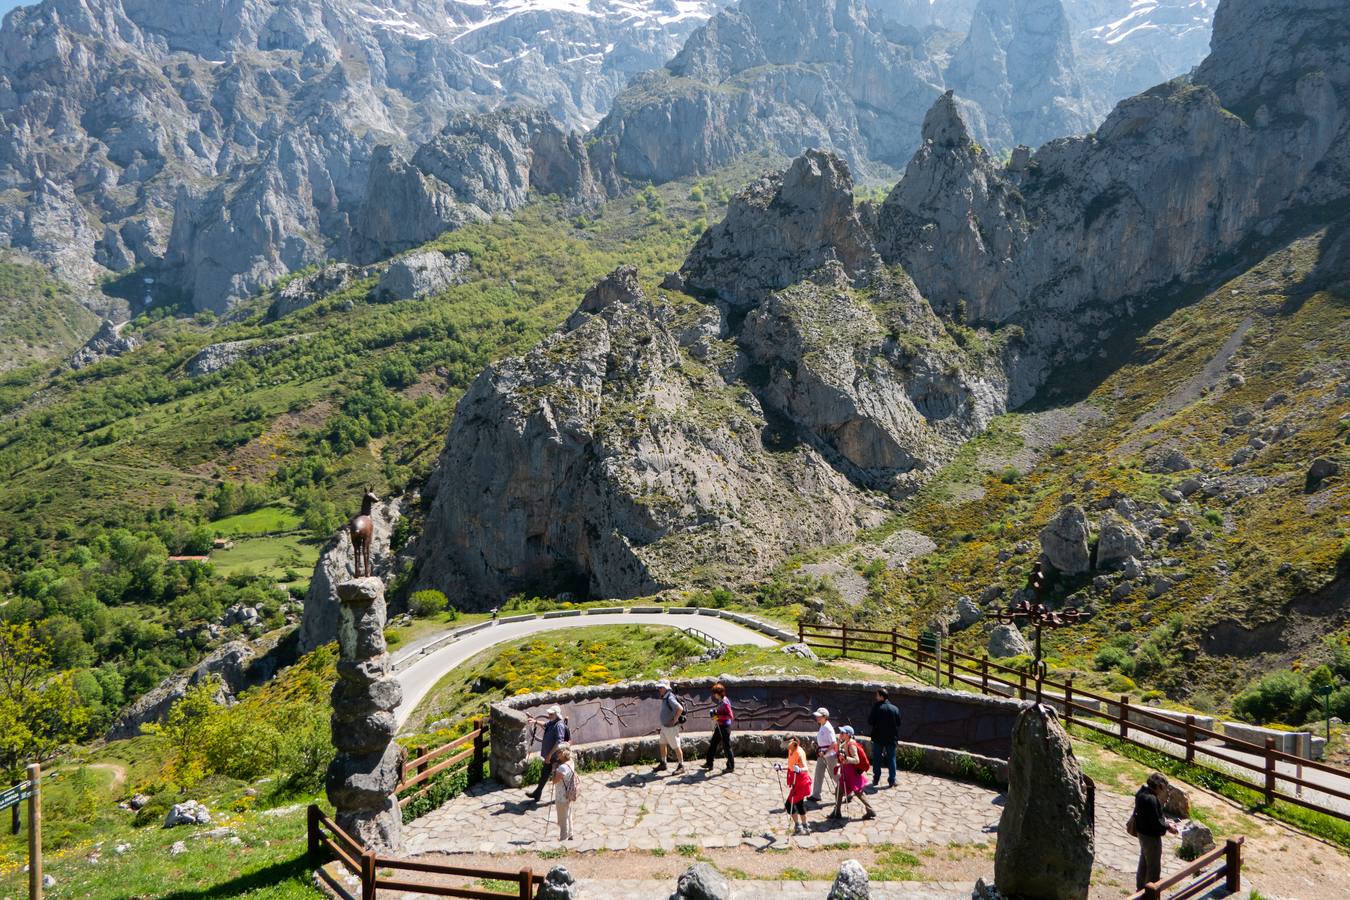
left=1225, top=838, right=1243, bottom=893
left=416, top=746, right=428, bottom=779
left=28, top=763, right=41, bottom=900
left=1185, top=716, right=1196, bottom=764
left=361, top=848, right=377, bottom=900
left=1264, top=737, right=1276, bottom=804
left=841, top=624, right=849, bottom=658
left=946, top=653, right=954, bottom=688
left=981, top=655, right=989, bottom=693
left=306, top=804, right=319, bottom=859
left=1142, top=882, right=1161, bottom=900
left=1064, top=676, right=1074, bottom=726
left=890, top=629, right=898, bottom=663
left=471, top=718, right=486, bottom=786
left=1119, top=696, right=1130, bottom=739
left=519, top=867, right=534, bottom=900
left=798, top=621, right=804, bottom=644
left=1018, top=670, right=1027, bottom=701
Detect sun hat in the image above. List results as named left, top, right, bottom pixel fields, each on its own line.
left=814, top=707, right=829, bottom=718
left=546, top=705, right=562, bottom=718
left=840, top=725, right=855, bottom=735
left=657, top=680, right=671, bottom=691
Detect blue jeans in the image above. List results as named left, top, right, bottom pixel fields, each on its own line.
left=872, top=740, right=897, bottom=786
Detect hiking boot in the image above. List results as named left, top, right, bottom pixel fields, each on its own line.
left=673, top=765, right=687, bottom=775
left=826, top=812, right=844, bottom=821
left=807, top=796, right=822, bottom=803
left=723, top=765, right=735, bottom=773
left=653, top=762, right=668, bottom=773
left=700, top=763, right=713, bottom=771
left=861, top=810, right=877, bottom=820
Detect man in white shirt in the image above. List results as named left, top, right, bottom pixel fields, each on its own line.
left=809, top=707, right=839, bottom=804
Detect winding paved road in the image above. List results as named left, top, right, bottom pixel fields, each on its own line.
left=391, top=612, right=779, bottom=729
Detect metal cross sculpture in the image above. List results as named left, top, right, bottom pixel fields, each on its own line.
left=992, top=560, right=1083, bottom=680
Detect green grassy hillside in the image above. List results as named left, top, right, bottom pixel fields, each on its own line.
left=804, top=220, right=1350, bottom=717
left=0, top=256, right=99, bottom=372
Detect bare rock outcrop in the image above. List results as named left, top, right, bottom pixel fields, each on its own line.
left=678, top=150, right=880, bottom=309
left=373, top=251, right=470, bottom=303
left=70, top=320, right=138, bottom=369
left=266, top=263, right=371, bottom=322
left=1096, top=511, right=1145, bottom=570
left=185, top=336, right=301, bottom=377
left=299, top=497, right=404, bottom=654
left=994, top=703, right=1094, bottom=900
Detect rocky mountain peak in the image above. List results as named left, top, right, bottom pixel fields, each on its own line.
left=920, top=90, right=978, bottom=150
left=677, top=149, right=879, bottom=308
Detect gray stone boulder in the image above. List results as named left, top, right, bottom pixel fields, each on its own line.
left=1179, top=821, right=1214, bottom=858
left=670, top=863, right=729, bottom=900
left=163, top=800, right=211, bottom=828
left=828, top=859, right=871, bottom=899
left=779, top=643, right=819, bottom=661
left=373, top=250, right=470, bottom=302
left=1040, top=505, right=1091, bottom=574
left=1145, top=448, right=1194, bottom=474
left=71, top=320, right=138, bottom=369
left=1096, top=512, right=1145, bottom=571
left=537, top=866, right=578, bottom=900
left=988, top=625, right=1031, bottom=659
left=1159, top=783, right=1190, bottom=818
left=952, top=595, right=982, bottom=631
left=1306, top=457, right=1339, bottom=492
left=994, top=704, right=1093, bottom=900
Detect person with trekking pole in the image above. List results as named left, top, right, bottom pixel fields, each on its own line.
left=527, top=705, right=570, bottom=803
left=809, top=707, right=838, bottom=804
left=654, top=681, right=687, bottom=775
left=701, top=682, right=735, bottom=773
left=549, top=744, right=578, bottom=841
left=828, top=726, right=876, bottom=822
left=782, top=736, right=813, bottom=834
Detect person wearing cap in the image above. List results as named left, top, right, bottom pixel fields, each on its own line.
left=655, top=681, right=687, bottom=775
left=809, top=707, right=839, bottom=804
left=527, top=705, right=570, bottom=803
left=829, top=726, right=876, bottom=822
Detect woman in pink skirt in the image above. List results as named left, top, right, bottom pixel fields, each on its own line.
left=828, top=726, right=876, bottom=821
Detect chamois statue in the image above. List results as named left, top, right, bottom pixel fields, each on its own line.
left=348, top=488, right=378, bottom=578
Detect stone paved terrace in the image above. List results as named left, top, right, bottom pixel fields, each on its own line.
left=571, top=880, right=974, bottom=899
left=403, top=762, right=1184, bottom=884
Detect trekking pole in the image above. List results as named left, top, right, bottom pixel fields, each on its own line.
left=772, top=764, right=785, bottom=803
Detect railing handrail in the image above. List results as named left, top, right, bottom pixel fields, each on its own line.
left=1127, top=836, right=1244, bottom=900
left=309, top=803, right=538, bottom=899
left=797, top=622, right=1350, bottom=823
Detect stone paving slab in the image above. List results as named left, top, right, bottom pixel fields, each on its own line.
left=572, top=879, right=974, bottom=899
left=403, top=762, right=1189, bottom=882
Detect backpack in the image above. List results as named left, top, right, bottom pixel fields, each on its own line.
left=1125, top=812, right=1137, bottom=837
left=852, top=740, right=870, bottom=774
left=563, top=765, right=580, bottom=803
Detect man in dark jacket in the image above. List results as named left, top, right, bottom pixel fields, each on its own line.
left=1134, top=772, right=1179, bottom=889
left=527, top=705, right=570, bottom=803
left=867, top=689, right=902, bottom=788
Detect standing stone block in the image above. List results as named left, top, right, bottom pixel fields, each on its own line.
left=994, top=703, right=1093, bottom=900
left=828, top=859, right=871, bottom=899
left=326, top=577, right=402, bottom=852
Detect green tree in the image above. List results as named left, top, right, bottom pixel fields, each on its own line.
left=0, top=622, right=91, bottom=779
left=145, top=678, right=220, bottom=789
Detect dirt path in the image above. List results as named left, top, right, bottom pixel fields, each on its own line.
left=87, top=762, right=127, bottom=790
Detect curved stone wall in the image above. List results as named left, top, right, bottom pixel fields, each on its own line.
left=489, top=675, right=1022, bottom=787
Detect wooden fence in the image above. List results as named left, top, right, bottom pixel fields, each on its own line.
left=1130, top=837, right=1244, bottom=900
left=398, top=719, right=487, bottom=809
left=798, top=622, right=1350, bottom=822
left=309, top=805, right=542, bottom=900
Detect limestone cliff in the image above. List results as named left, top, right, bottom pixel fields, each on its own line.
left=414, top=154, right=1014, bottom=604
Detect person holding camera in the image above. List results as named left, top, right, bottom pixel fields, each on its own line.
left=1131, top=772, right=1178, bottom=890
left=526, top=705, right=570, bottom=803
left=655, top=681, right=687, bottom=775
left=701, top=682, right=734, bottom=773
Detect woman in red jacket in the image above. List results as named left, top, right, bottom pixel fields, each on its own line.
left=784, top=736, right=813, bottom=834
